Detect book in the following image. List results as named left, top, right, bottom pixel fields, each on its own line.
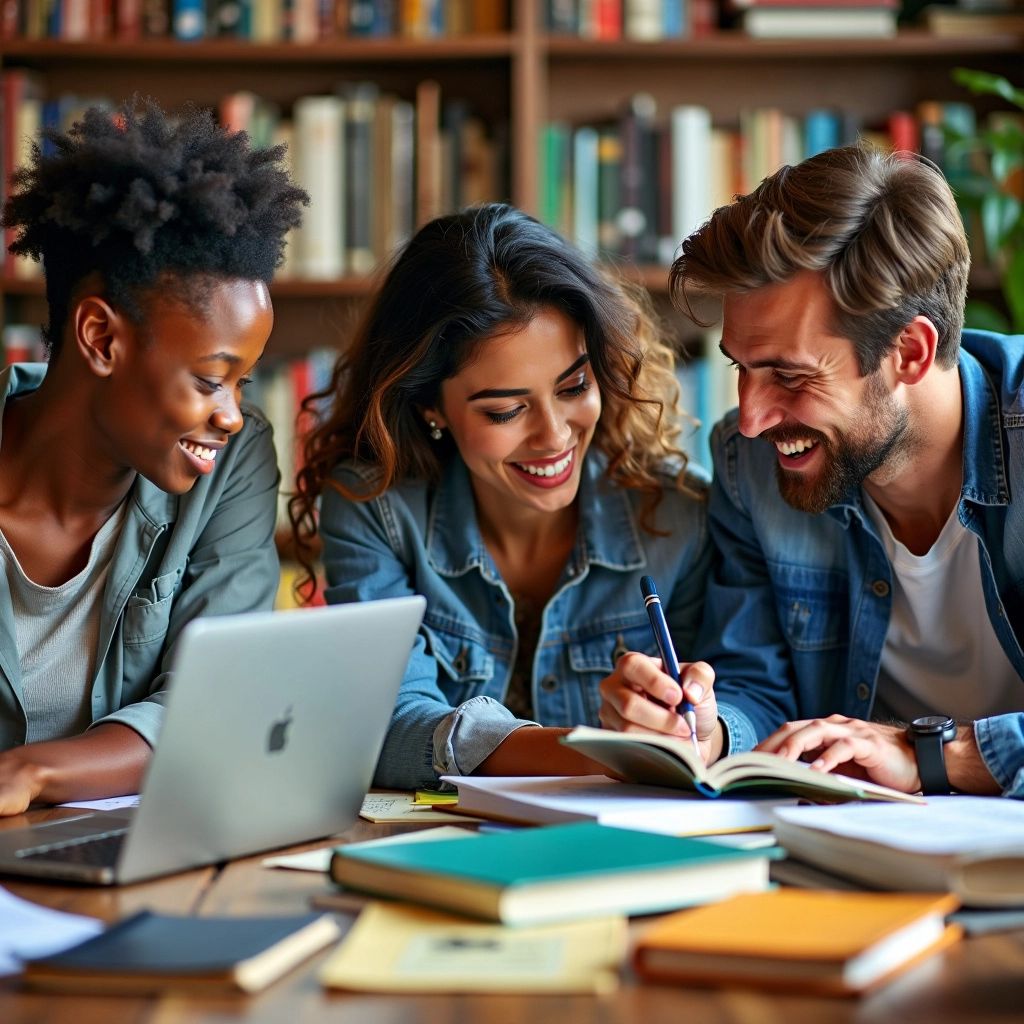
left=319, top=901, right=627, bottom=993
left=923, top=6, right=1024, bottom=35
left=560, top=726, right=924, bottom=803
left=292, top=94, right=346, bottom=279
left=22, top=911, right=341, bottom=994
left=443, top=774, right=790, bottom=835
left=772, top=796, right=1024, bottom=906
left=633, top=889, right=962, bottom=996
left=739, top=7, right=898, bottom=37
left=329, top=821, right=777, bottom=925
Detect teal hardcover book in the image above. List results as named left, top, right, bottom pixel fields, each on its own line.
left=330, top=822, right=777, bottom=926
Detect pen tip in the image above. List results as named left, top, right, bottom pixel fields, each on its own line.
left=640, top=575, right=656, bottom=598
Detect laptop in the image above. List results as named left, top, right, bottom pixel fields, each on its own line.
left=0, top=595, right=426, bottom=885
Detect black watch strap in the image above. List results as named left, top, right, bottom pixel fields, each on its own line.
left=912, top=731, right=950, bottom=795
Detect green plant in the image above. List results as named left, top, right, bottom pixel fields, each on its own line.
left=946, top=68, right=1024, bottom=334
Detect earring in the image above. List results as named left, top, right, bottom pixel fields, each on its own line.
left=428, top=419, right=443, bottom=441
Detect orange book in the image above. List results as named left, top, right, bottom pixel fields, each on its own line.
left=634, top=889, right=961, bottom=997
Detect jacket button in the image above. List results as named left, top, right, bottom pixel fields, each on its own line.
left=540, top=675, right=558, bottom=692
left=856, top=683, right=871, bottom=701
left=452, top=647, right=469, bottom=674
left=871, top=580, right=890, bottom=598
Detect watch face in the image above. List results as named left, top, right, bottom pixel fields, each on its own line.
left=912, top=715, right=956, bottom=734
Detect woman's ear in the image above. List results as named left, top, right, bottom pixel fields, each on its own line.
left=72, top=295, right=128, bottom=380
left=421, top=407, right=447, bottom=431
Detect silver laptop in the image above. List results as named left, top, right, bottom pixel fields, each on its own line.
left=0, top=595, right=425, bottom=885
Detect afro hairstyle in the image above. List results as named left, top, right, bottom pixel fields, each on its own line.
left=2, top=96, right=309, bottom=357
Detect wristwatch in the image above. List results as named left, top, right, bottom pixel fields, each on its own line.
left=906, top=715, right=957, bottom=795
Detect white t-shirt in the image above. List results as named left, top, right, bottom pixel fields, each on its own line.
left=863, top=492, right=1024, bottom=723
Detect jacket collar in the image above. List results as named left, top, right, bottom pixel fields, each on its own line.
left=425, top=449, right=645, bottom=578
left=826, top=339, right=1010, bottom=528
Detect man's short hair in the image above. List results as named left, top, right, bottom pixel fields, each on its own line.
left=670, top=144, right=971, bottom=373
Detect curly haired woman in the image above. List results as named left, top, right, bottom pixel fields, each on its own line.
left=291, top=204, right=715, bottom=789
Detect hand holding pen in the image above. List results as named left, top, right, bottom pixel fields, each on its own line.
left=640, top=575, right=701, bottom=756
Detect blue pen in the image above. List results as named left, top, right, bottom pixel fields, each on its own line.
left=640, top=575, right=700, bottom=755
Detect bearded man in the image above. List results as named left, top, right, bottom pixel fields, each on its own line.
left=599, top=144, right=1024, bottom=798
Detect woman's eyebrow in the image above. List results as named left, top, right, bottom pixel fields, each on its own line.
left=467, top=354, right=590, bottom=401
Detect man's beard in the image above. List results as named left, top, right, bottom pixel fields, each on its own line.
left=766, top=372, right=911, bottom=515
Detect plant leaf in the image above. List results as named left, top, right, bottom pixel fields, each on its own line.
left=980, top=194, right=1020, bottom=260
left=953, top=68, right=1024, bottom=111
left=964, top=298, right=1010, bottom=334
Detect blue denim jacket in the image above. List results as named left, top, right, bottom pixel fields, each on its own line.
left=698, top=330, right=1024, bottom=797
left=320, top=451, right=710, bottom=789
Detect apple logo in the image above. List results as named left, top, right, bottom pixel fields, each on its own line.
left=267, top=707, right=293, bottom=754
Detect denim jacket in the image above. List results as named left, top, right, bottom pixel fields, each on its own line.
left=320, top=451, right=710, bottom=789
left=698, top=331, right=1024, bottom=797
left=0, top=364, right=281, bottom=752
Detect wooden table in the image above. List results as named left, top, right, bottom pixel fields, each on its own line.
left=2, top=809, right=1023, bottom=1024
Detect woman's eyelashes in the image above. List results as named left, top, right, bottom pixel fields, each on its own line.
left=194, top=375, right=254, bottom=394
left=481, top=377, right=593, bottom=425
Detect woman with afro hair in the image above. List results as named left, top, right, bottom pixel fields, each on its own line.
left=0, top=98, right=306, bottom=814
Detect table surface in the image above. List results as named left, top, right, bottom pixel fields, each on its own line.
left=2, top=807, right=1023, bottom=1024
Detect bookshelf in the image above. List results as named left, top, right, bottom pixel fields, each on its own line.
left=1, top=0, right=1020, bottom=473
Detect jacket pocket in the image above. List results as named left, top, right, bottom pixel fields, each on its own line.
left=568, top=614, right=659, bottom=675
left=123, top=569, right=181, bottom=646
left=771, top=563, right=847, bottom=651
left=422, top=623, right=495, bottom=702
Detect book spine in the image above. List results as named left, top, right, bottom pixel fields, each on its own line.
left=572, top=124, right=599, bottom=259
left=596, top=124, right=622, bottom=257
left=171, top=0, right=204, bottom=38
left=344, top=85, right=376, bottom=274
left=670, top=104, right=711, bottom=250
left=292, top=95, right=346, bottom=278
left=415, top=78, right=442, bottom=226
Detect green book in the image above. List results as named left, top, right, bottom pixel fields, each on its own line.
left=330, top=822, right=777, bottom=926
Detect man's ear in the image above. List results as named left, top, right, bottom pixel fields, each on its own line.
left=72, top=296, right=128, bottom=380
left=891, top=315, right=939, bottom=387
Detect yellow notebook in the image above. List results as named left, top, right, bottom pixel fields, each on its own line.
left=633, top=889, right=961, bottom=996
left=319, top=902, right=626, bottom=994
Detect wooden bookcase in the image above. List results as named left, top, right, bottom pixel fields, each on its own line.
left=0, top=1, right=1020, bottom=355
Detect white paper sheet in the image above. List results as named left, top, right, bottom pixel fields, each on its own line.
left=772, top=795, right=1024, bottom=854
left=0, top=885, right=103, bottom=976
left=59, top=794, right=140, bottom=811
left=443, top=774, right=790, bottom=835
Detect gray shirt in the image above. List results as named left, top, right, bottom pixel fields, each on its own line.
left=0, top=364, right=281, bottom=752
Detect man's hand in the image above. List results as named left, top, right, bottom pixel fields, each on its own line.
left=756, top=714, right=922, bottom=792
left=598, top=653, right=723, bottom=763
left=757, top=715, right=1003, bottom=795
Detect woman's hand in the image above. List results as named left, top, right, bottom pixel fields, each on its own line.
left=599, top=653, right=723, bottom=763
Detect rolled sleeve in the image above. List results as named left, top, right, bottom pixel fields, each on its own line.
left=974, top=714, right=1024, bottom=797
left=432, top=696, right=537, bottom=778
left=92, top=696, right=167, bottom=748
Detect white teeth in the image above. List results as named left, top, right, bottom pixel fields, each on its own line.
left=776, top=439, right=818, bottom=457
left=180, top=441, right=218, bottom=462
left=516, top=452, right=573, bottom=477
